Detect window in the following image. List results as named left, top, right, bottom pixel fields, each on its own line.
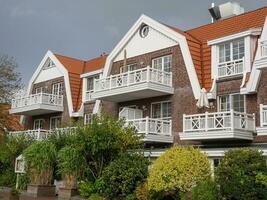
left=152, top=55, right=172, bottom=72
left=50, top=116, right=61, bottom=129
left=151, top=101, right=171, bottom=120
left=120, top=63, right=137, bottom=73
left=43, top=58, right=55, bottom=69
left=33, top=119, right=44, bottom=130
left=52, top=82, right=64, bottom=95
left=84, top=113, right=93, bottom=125
left=218, top=39, right=244, bottom=63
left=35, top=87, right=43, bottom=94
left=218, top=94, right=245, bottom=112
left=87, top=75, right=99, bottom=91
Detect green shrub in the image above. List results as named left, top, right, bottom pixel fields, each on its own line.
left=23, top=141, right=56, bottom=185
left=78, top=181, right=96, bottom=198
left=57, top=146, right=86, bottom=188
left=147, top=146, right=211, bottom=196
left=216, top=148, right=267, bottom=199
left=101, top=153, right=149, bottom=199
left=191, top=179, right=218, bottom=200
left=88, top=193, right=105, bottom=200
left=0, top=135, right=32, bottom=187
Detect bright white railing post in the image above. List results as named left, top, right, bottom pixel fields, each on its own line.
left=145, top=116, right=149, bottom=135
left=183, top=114, right=186, bottom=132
left=230, top=109, right=234, bottom=130
left=146, top=66, right=150, bottom=82
left=205, top=112, right=208, bottom=132
left=260, top=104, right=263, bottom=127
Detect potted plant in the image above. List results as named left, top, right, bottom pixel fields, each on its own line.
left=22, top=141, right=56, bottom=197
left=57, top=146, right=86, bottom=199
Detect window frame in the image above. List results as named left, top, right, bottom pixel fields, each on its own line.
left=84, top=113, right=93, bottom=125
left=119, top=63, right=138, bottom=73
left=33, top=119, right=44, bottom=130
left=150, top=100, right=171, bottom=120
left=50, top=116, right=61, bottom=129
left=35, top=87, right=44, bottom=94
left=86, top=75, right=99, bottom=92
left=218, top=93, right=246, bottom=113
left=151, top=55, right=172, bottom=72
left=52, top=82, right=64, bottom=95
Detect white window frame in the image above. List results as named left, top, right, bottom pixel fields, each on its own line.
left=119, top=63, right=138, bottom=73
left=218, top=93, right=246, bottom=113
left=52, top=82, right=64, bottom=95
left=84, top=113, right=93, bottom=125
left=43, top=58, right=55, bottom=70
left=50, top=116, right=61, bottom=129
left=33, top=119, right=44, bottom=130
left=152, top=55, right=172, bottom=72
left=151, top=101, right=171, bottom=120
left=35, top=87, right=43, bottom=94
left=86, top=75, right=99, bottom=92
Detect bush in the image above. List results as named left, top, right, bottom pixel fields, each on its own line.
left=216, top=148, right=267, bottom=199
left=88, top=193, right=105, bottom=200
left=23, top=141, right=56, bottom=185
left=57, top=146, right=86, bottom=188
left=0, top=135, right=32, bottom=187
left=101, top=153, right=149, bottom=199
left=147, top=146, right=211, bottom=196
left=191, top=179, right=218, bottom=200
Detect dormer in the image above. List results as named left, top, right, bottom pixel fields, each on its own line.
left=209, top=28, right=262, bottom=80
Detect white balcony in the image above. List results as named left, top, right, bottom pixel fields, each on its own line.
left=180, top=110, right=255, bottom=141
left=92, top=66, right=174, bottom=102
left=10, top=93, right=63, bottom=116
left=85, top=90, right=94, bottom=102
left=255, top=41, right=267, bottom=70
left=218, top=58, right=244, bottom=78
left=126, top=117, right=173, bottom=143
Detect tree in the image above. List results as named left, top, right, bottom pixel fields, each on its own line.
left=0, top=55, right=22, bottom=103
left=191, top=179, right=218, bottom=200
left=216, top=148, right=267, bottom=200
left=147, top=146, right=211, bottom=197
left=101, top=152, right=149, bottom=199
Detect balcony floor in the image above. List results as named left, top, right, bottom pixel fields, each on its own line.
left=179, top=129, right=254, bottom=141
left=93, top=82, right=174, bottom=102
left=10, top=104, right=63, bottom=116
left=143, top=134, right=173, bottom=143
left=255, top=56, right=267, bottom=70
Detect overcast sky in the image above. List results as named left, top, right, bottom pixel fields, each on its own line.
left=0, top=0, right=266, bottom=84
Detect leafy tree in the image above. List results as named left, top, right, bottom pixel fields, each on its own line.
left=147, top=146, right=211, bottom=197
left=23, top=141, right=56, bottom=185
left=191, top=179, right=218, bottom=200
left=216, top=148, right=267, bottom=200
left=0, top=55, right=22, bottom=103
left=101, top=153, right=149, bottom=199
left=0, top=135, right=32, bottom=187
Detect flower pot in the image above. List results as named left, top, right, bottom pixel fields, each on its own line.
left=58, top=187, right=78, bottom=200
left=26, top=184, right=56, bottom=197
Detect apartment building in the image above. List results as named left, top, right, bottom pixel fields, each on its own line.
left=10, top=2, right=267, bottom=167
left=9, top=50, right=107, bottom=139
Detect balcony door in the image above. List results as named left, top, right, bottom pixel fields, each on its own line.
left=33, top=119, right=44, bottom=130
left=52, top=82, right=64, bottom=95
left=50, top=116, right=61, bottom=129
left=151, top=101, right=171, bottom=120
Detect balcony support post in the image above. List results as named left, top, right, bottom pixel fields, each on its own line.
left=145, top=116, right=149, bottom=135
left=146, top=66, right=150, bottom=82
left=205, top=112, right=208, bottom=132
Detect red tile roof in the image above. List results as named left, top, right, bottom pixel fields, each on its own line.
left=170, top=7, right=267, bottom=90
left=54, top=54, right=107, bottom=112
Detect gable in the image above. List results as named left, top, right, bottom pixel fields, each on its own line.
left=114, top=25, right=177, bottom=62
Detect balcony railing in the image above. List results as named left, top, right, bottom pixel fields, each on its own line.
left=126, top=117, right=172, bottom=136
left=218, top=58, right=244, bottom=78
left=94, top=66, right=172, bottom=92
left=85, top=90, right=94, bottom=102
left=183, top=110, right=255, bottom=133
left=11, top=93, right=63, bottom=109
left=260, top=41, right=267, bottom=58
left=9, top=127, right=77, bottom=140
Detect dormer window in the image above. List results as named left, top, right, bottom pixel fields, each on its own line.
left=218, top=38, right=244, bottom=78
left=43, top=58, right=55, bottom=70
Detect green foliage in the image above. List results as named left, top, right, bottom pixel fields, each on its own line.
left=147, top=146, right=211, bottom=195
left=88, top=193, right=105, bottom=200
left=0, top=135, right=32, bottom=187
left=216, top=148, right=267, bottom=200
left=78, top=181, right=96, bottom=198
left=57, top=146, right=86, bottom=188
left=191, top=179, right=218, bottom=200
left=23, top=141, right=56, bottom=185
left=256, top=172, right=267, bottom=187
left=100, top=153, right=148, bottom=199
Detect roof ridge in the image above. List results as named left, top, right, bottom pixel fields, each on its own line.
left=186, top=6, right=267, bottom=32
left=54, top=53, right=85, bottom=62
left=86, top=54, right=108, bottom=62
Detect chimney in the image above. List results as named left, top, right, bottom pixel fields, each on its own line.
left=209, top=2, right=244, bottom=22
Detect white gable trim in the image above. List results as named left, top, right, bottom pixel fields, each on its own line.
left=26, top=50, right=74, bottom=116
left=94, top=15, right=201, bottom=113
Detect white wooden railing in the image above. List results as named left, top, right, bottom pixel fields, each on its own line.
left=94, top=66, right=172, bottom=92
left=11, top=93, right=63, bottom=109
left=85, top=90, right=94, bottom=102
left=260, top=104, right=267, bottom=127
left=260, top=41, right=267, bottom=58
left=183, top=110, right=255, bottom=133
left=9, top=127, right=77, bottom=140
left=218, top=58, right=244, bottom=78
left=126, top=117, right=172, bottom=136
